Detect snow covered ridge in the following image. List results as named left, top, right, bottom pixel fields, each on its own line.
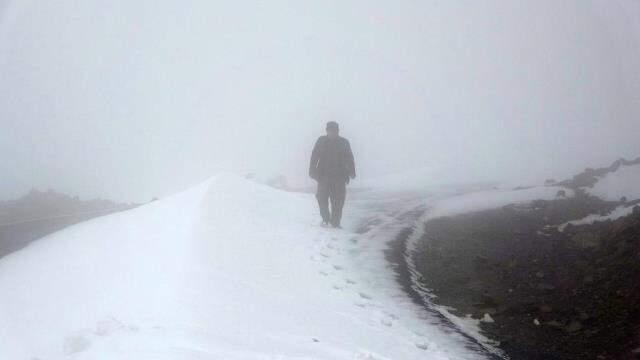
left=585, top=162, right=640, bottom=202
left=427, top=185, right=573, bottom=219
left=557, top=157, right=640, bottom=202
left=0, top=173, right=485, bottom=360
left=552, top=159, right=640, bottom=231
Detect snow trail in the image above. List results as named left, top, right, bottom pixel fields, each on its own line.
left=0, top=173, right=488, bottom=359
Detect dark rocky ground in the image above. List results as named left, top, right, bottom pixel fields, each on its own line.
left=411, top=160, right=640, bottom=359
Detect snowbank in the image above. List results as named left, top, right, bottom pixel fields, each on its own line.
left=0, top=173, right=483, bottom=360
left=428, top=186, right=572, bottom=218
left=559, top=205, right=636, bottom=232
left=587, top=163, right=640, bottom=202
left=357, top=167, right=493, bottom=195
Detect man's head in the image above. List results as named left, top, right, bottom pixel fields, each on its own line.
left=326, top=121, right=339, bottom=139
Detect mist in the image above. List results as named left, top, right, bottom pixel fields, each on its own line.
left=1, top=0, right=639, bottom=202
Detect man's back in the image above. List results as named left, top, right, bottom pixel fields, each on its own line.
left=310, top=135, right=356, bottom=182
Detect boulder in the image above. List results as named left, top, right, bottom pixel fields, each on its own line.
left=539, top=305, right=553, bottom=313
left=537, top=282, right=556, bottom=291
left=564, top=320, right=583, bottom=333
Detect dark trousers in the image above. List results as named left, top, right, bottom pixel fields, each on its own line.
left=316, top=178, right=347, bottom=226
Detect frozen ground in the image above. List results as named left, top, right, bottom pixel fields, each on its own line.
left=0, top=173, right=498, bottom=360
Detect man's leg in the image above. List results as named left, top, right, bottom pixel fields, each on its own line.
left=329, top=180, right=347, bottom=227
left=315, top=179, right=331, bottom=224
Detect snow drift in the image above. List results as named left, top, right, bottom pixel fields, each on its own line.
left=0, top=173, right=483, bottom=360
left=586, top=162, right=640, bottom=202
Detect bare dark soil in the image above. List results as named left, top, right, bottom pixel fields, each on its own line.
left=411, top=194, right=640, bottom=359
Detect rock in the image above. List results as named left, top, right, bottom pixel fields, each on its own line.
left=474, top=255, right=489, bottom=266
left=539, top=305, right=553, bottom=313
left=479, top=307, right=498, bottom=315
left=571, top=232, right=601, bottom=249
left=564, top=320, right=583, bottom=333
left=480, top=293, right=499, bottom=307
left=534, top=318, right=541, bottom=326
left=564, top=223, right=575, bottom=233
left=546, top=320, right=564, bottom=329
left=521, top=296, right=537, bottom=306
left=537, top=282, right=556, bottom=291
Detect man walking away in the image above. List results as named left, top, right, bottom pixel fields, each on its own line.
left=309, top=121, right=356, bottom=228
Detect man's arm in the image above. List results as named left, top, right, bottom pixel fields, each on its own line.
left=346, top=140, right=356, bottom=179
left=309, top=137, right=322, bottom=179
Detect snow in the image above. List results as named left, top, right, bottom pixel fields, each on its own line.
left=427, top=186, right=572, bottom=218
left=559, top=205, right=636, bottom=231
left=480, top=314, right=495, bottom=324
left=553, top=162, right=640, bottom=230
left=0, top=173, right=485, bottom=360
left=587, top=163, right=640, bottom=202
left=357, top=168, right=493, bottom=195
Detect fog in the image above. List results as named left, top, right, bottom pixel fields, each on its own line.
left=1, top=1, right=639, bottom=202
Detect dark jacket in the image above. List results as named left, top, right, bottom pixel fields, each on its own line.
left=309, top=135, right=356, bottom=182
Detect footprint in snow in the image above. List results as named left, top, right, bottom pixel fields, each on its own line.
left=332, top=265, right=343, bottom=271
left=358, top=292, right=373, bottom=300
left=94, top=317, right=125, bottom=336
left=382, top=311, right=399, bottom=320
left=332, top=284, right=344, bottom=290
left=319, top=270, right=329, bottom=276
left=63, top=335, right=91, bottom=355
left=345, top=278, right=357, bottom=285
left=355, top=351, right=386, bottom=360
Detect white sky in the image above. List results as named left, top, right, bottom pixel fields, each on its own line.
left=1, top=0, right=639, bottom=202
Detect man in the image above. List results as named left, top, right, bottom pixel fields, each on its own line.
left=309, top=121, right=356, bottom=228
